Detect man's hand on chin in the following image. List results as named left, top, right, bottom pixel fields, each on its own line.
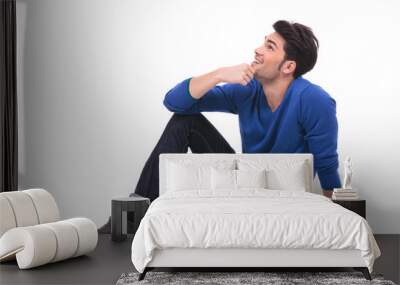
left=322, top=190, right=333, bottom=199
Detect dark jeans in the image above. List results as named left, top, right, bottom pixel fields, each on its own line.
left=129, top=113, right=235, bottom=202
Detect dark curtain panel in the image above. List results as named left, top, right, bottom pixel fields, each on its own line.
left=0, top=0, right=18, bottom=192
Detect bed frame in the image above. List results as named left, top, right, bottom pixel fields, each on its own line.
left=140, top=248, right=371, bottom=280
left=137, top=154, right=372, bottom=281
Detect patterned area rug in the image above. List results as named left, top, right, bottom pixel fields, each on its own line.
left=116, top=271, right=396, bottom=285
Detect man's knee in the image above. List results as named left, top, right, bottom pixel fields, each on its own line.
left=170, top=113, right=204, bottom=123
left=166, top=113, right=205, bottom=130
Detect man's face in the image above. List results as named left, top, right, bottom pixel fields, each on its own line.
left=251, top=32, right=295, bottom=81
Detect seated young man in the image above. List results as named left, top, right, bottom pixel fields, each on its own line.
left=130, top=20, right=341, bottom=202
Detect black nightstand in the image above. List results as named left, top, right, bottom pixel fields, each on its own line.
left=111, top=194, right=150, bottom=242
left=332, top=199, right=366, bottom=219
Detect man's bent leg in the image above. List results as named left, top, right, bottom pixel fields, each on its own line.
left=130, top=113, right=235, bottom=202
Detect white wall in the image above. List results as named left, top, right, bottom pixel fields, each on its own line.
left=16, top=0, right=400, bottom=233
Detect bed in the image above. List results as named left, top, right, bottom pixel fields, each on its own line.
left=131, top=153, right=381, bottom=281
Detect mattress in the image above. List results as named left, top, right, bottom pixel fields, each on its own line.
left=131, top=189, right=381, bottom=273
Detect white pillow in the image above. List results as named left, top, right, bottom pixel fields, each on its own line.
left=211, top=168, right=236, bottom=190
left=266, top=162, right=307, bottom=191
left=166, top=159, right=235, bottom=192
left=236, top=169, right=267, bottom=188
left=237, top=159, right=309, bottom=191
left=166, top=162, right=207, bottom=191
left=211, top=168, right=267, bottom=190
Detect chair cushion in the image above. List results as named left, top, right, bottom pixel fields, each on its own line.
left=0, top=189, right=60, bottom=237
left=0, top=196, right=17, bottom=237
left=0, top=191, right=40, bottom=228
left=23, top=188, right=60, bottom=224
left=0, top=218, right=98, bottom=269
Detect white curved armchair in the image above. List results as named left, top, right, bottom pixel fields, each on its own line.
left=0, top=188, right=98, bottom=269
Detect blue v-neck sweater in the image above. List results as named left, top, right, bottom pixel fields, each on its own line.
left=163, top=76, right=341, bottom=190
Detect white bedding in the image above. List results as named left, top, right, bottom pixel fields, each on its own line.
left=131, top=189, right=381, bottom=273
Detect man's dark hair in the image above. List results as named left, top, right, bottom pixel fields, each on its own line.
left=273, top=20, right=319, bottom=78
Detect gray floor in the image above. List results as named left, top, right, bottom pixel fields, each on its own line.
left=0, top=234, right=134, bottom=285
left=0, top=234, right=399, bottom=285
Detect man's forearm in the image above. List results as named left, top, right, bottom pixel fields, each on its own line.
left=189, top=69, right=222, bottom=99
left=188, top=63, right=255, bottom=99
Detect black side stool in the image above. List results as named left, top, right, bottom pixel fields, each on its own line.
left=111, top=194, right=150, bottom=242
left=332, top=199, right=366, bottom=219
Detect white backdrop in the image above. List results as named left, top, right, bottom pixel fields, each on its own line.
left=16, top=0, right=400, bottom=233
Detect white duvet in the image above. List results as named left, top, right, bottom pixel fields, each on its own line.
left=131, top=189, right=381, bottom=273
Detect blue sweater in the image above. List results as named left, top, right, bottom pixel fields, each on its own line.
left=163, top=76, right=341, bottom=190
